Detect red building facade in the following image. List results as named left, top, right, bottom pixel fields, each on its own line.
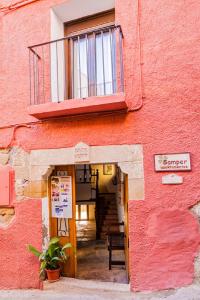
left=0, top=0, right=200, bottom=292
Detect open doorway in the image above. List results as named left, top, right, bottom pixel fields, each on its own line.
left=46, top=144, right=143, bottom=287
left=49, top=163, right=129, bottom=284
left=75, top=164, right=129, bottom=283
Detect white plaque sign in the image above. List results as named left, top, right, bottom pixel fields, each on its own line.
left=74, top=142, right=90, bottom=163
left=162, top=174, right=183, bottom=185
left=155, top=153, right=191, bottom=171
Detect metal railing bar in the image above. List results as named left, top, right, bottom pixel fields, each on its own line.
left=29, top=50, right=32, bottom=105
left=37, top=54, right=40, bottom=104
left=109, top=28, right=114, bottom=94
left=70, top=38, right=74, bottom=99
left=94, top=32, right=97, bottom=97
left=112, top=29, right=117, bottom=93
left=33, top=52, right=35, bottom=104
left=86, top=33, right=89, bottom=97
left=63, top=40, right=67, bottom=100
left=42, top=46, right=45, bottom=103
left=28, top=25, right=123, bottom=49
left=29, top=47, right=41, bottom=59
left=28, top=24, right=124, bottom=105
left=119, top=29, right=124, bottom=92
left=56, top=41, right=59, bottom=101
left=78, top=36, right=82, bottom=98
left=33, top=54, right=37, bottom=104
left=49, top=44, right=52, bottom=102
left=101, top=31, right=106, bottom=95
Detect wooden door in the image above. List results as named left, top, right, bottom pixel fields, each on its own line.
left=124, top=174, right=129, bottom=281
left=49, top=165, right=77, bottom=277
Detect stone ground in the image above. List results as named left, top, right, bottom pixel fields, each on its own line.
left=0, top=278, right=200, bottom=300
left=76, top=239, right=127, bottom=283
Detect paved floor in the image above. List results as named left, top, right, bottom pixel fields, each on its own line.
left=76, top=240, right=127, bottom=283
left=76, top=218, right=127, bottom=283
left=0, top=278, right=200, bottom=300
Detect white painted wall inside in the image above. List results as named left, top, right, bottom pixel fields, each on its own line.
left=92, top=164, right=117, bottom=194
left=50, top=10, right=65, bottom=102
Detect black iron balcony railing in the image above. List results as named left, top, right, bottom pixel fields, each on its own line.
left=28, top=25, right=124, bottom=105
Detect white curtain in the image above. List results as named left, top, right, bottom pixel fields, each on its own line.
left=73, top=30, right=115, bottom=99
left=73, top=38, right=88, bottom=99
left=96, top=32, right=113, bottom=96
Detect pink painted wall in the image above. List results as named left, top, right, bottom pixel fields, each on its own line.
left=0, top=0, right=200, bottom=292
left=0, top=199, right=42, bottom=289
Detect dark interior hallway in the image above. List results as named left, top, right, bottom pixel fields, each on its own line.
left=75, top=164, right=128, bottom=284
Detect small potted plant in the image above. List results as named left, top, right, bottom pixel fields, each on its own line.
left=27, top=237, right=72, bottom=282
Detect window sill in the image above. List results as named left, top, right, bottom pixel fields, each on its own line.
left=27, top=93, right=127, bottom=119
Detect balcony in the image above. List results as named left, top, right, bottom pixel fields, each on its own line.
left=28, top=25, right=126, bottom=119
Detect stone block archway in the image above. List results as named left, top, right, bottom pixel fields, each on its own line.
left=28, top=143, right=144, bottom=247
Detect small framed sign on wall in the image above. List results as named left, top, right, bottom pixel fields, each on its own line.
left=154, top=153, right=191, bottom=172
left=103, top=164, right=114, bottom=175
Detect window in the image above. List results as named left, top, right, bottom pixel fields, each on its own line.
left=72, top=28, right=116, bottom=98
left=65, top=10, right=120, bottom=98
left=76, top=204, right=95, bottom=220
left=29, top=10, right=124, bottom=106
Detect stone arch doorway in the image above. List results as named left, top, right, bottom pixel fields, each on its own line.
left=29, top=143, right=144, bottom=283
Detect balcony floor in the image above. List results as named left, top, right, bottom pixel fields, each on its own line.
left=28, top=93, right=127, bottom=119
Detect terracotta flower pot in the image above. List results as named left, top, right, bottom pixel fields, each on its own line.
left=46, top=268, right=60, bottom=282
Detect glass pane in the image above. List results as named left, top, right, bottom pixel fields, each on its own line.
left=73, top=29, right=116, bottom=98
left=96, top=33, right=104, bottom=96
left=73, top=37, right=88, bottom=99
left=79, top=37, right=88, bottom=98
left=87, top=34, right=96, bottom=96
left=111, top=29, right=117, bottom=93
left=103, top=31, right=113, bottom=95
left=89, top=204, right=95, bottom=220
left=73, top=40, right=80, bottom=98
left=76, top=204, right=79, bottom=220
left=80, top=205, right=87, bottom=220
left=96, top=31, right=113, bottom=96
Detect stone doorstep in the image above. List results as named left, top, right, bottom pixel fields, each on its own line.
left=44, top=277, right=130, bottom=292
left=1, top=283, right=200, bottom=300
left=43, top=279, right=200, bottom=300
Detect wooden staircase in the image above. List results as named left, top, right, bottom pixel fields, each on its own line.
left=99, top=197, right=120, bottom=240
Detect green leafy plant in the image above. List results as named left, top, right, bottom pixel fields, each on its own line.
left=27, top=237, right=72, bottom=279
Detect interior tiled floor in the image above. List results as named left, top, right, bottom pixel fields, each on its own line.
left=76, top=240, right=128, bottom=284
left=76, top=220, right=128, bottom=284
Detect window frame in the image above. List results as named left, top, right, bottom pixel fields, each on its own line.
left=64, top=10, right=115, bottom=100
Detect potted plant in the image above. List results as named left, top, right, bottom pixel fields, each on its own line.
left=27, top=237, right=72, bottom=282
